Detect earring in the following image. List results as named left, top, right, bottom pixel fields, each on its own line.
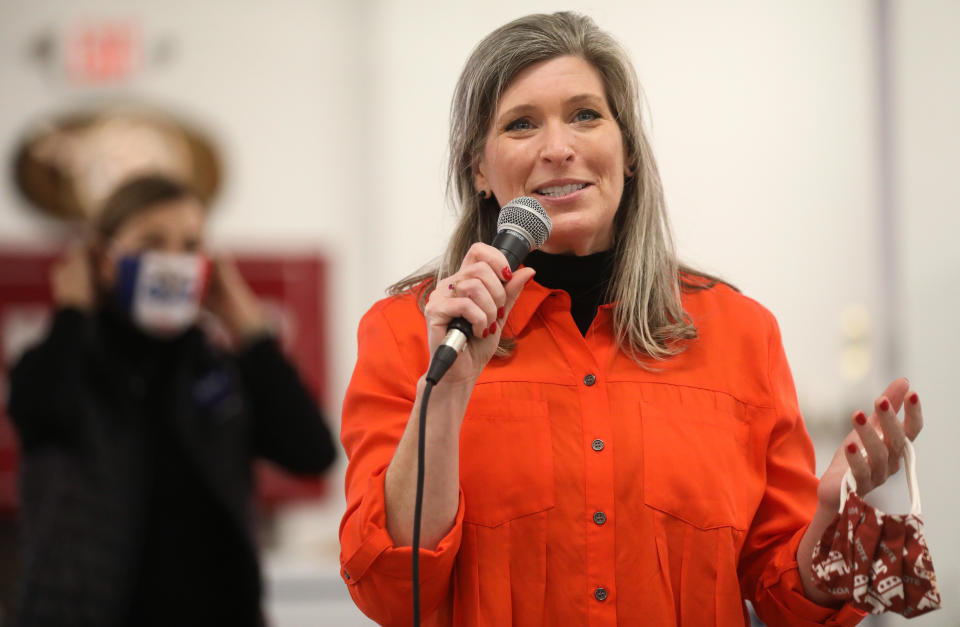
left=478, top=189, right=490, bottom=199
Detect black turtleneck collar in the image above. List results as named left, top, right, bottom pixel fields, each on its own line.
left=524, top=249, right=615, bottom=336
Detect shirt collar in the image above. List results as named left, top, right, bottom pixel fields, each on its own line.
left=504, top=276, right=552, bottom=337
left=505, top=274, right=621, bottom=337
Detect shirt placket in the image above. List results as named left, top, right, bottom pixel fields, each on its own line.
left=541, top=294, right=618, bottom=627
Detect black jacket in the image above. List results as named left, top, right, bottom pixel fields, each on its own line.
left=7, top=308, right=337, bottom=627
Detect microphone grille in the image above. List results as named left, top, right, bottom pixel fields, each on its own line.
left=497, top=197, right=552, bottom=249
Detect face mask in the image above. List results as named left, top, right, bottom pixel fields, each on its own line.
left=810, top=439, right=941, bottom=617
left=114, top=251, right=210, bottom=337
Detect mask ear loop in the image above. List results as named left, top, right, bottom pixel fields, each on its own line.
left=903, top=438, right=922, bottom=516
left=838, top=439, right=921, bottom=516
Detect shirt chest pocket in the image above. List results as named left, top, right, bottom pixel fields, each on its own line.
left=640, top=398, right=757, bottom=531
left=459, top=397, right=554, bottom=527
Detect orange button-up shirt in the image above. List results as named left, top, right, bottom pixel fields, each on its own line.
left=340, top=279, right=864, bottom=626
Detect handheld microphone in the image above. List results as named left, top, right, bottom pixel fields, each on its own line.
left=425, top=196, right=551, bottom=384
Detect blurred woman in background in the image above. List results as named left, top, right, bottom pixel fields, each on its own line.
left=8, top=175, right=337, bottom=627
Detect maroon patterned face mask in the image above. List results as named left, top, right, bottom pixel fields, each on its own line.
left=810, top=440, right=941, bottom=617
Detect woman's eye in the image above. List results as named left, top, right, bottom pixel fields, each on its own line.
left=505, top=118, right=534, bottom=131
left=574, top=109, right=601, bottom=122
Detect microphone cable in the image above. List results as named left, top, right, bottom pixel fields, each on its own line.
left=412, top=378, right=433, bottom=626
left=409, top=197, right=550, bottom=626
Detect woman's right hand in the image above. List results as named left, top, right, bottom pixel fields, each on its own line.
left=51, top=242, right=95, bottom=311
left=423, top=243, right=535, bottom=386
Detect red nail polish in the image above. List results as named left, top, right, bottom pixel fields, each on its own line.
left=855, top=411, right=867, bottom=426
left=846, top=443, right=857, bottom=454
left=448, top=283, right=454, bottom=290
left=482, top=328, right=489, bottom=338
left=490, top=322, right=497, bottom=333
left=497, top=306, right=505, bottom=319
left=501, top=266, right=512, bottom=281
left=879, top=398, right=890, bottom=411
left=909, top=392, right=919, bottom=404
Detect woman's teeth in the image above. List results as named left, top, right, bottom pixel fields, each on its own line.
left=536, top=183, right=586, bottom=197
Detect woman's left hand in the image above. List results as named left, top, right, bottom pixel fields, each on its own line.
left=205, top=256, right=270, bottom=341
left=816, top=377, right=925, bottom=512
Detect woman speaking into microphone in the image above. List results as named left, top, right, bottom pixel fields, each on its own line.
left=339, top=12, right=924, bottom=626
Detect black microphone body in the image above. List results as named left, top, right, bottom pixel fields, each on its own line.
left=425, top=198, right=550, bottom=384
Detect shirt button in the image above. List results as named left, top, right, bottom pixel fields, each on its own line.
left=583, top=373, right=597, bottom=386
left=594, top=587, right=608, bottom=602
left=591, top=438, right=605, bottom=452
left=593, top=511, right=607, bottom=526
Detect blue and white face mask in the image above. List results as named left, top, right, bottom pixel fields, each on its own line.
left=114, top=251, right=210, bottom=337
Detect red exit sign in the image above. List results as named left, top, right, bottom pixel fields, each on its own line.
left=66, top=20, right=142, bottom=85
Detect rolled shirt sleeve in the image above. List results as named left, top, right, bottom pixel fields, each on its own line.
left=339, top=298, right=463, bottom=625
left=739, top=309, right=865, bottom=626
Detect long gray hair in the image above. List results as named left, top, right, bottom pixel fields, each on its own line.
left=390, top=11, right=720, bottom=362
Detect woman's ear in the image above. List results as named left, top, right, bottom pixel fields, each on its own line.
left=473, top=160, right=490, bottom=197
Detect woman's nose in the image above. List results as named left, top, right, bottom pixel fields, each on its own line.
left=538, top=121, right=575, bottom=164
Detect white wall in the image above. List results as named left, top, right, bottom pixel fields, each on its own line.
left=892, top=1, right=960, bottom=624
left=1, top=1, right=957, bottom=625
